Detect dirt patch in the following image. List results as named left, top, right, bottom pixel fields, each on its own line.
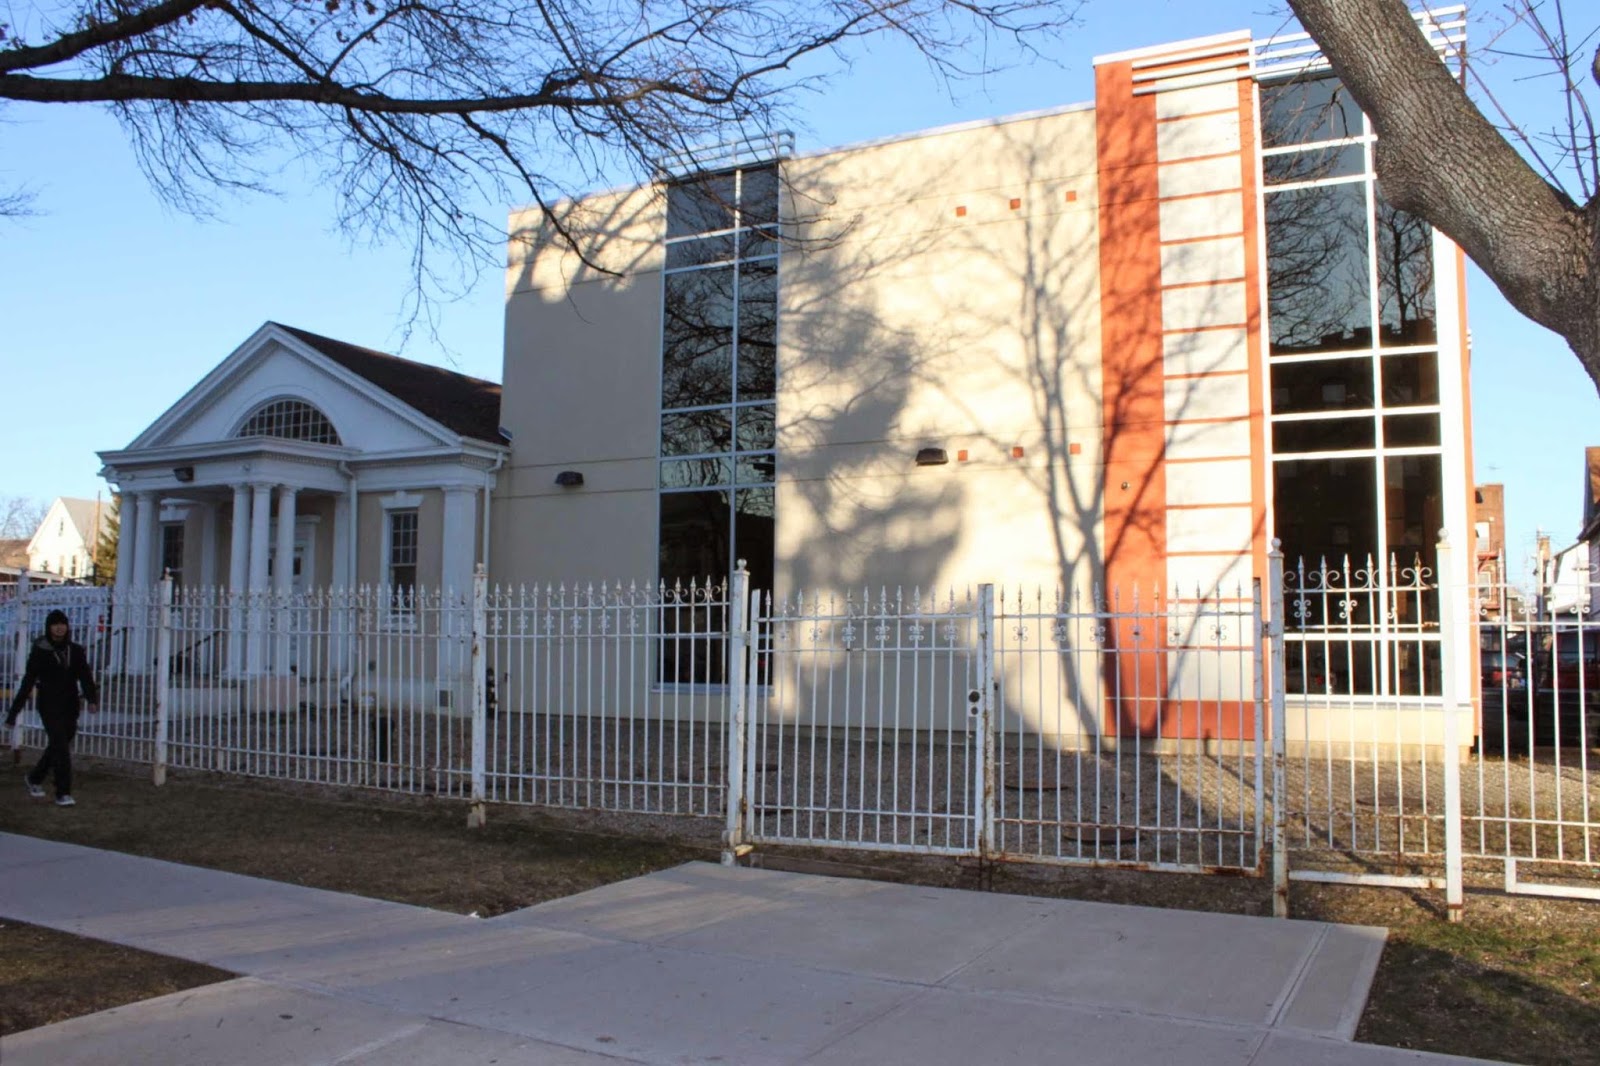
left=0, top=921, right=232, bottom=1038
left=3, top=762, right=1599, bottom=1063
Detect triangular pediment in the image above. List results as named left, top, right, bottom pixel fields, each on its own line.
left=126, top=323, right=468, bottom=454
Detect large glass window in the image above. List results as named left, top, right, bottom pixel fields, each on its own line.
left=1261, top=71, right=1445, bottom=697
left=658, top=164, right=779, bottom=683
left=659, top=165, right=778, bottom=593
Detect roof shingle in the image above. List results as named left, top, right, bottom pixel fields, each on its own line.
left=275, top=324, right=503, bottom=445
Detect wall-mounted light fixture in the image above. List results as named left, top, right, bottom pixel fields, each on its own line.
left=915, top=448, right=949, bottom=467
left=555, top=470, right=584, bottom=487
left=173, top=465, right=196, bottom=483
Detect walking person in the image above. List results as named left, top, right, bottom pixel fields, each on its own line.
left=6, top=609, right=99, bottom=806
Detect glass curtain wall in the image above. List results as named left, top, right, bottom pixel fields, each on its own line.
left=1261, top=73, right=1444, bottom=696
left=657, top=165, right=779, bottom=682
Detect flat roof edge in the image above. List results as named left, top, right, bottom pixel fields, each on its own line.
left=1094, top=29, right=1253, bottom=66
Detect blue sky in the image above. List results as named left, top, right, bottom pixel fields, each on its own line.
left=1, top=1, right=1590, bottom=586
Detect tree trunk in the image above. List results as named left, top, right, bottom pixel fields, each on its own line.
left=1288, top=0, right=1600, bottom=391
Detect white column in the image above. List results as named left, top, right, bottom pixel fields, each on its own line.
left=112, top=492, right=137, bottom=672
left=227, top=485, right=251, bottom=677
left=195, top=502, right=218, bottom=676
left=331, top=490, right=352, bottom=677
left=246, top=483, right=273, bottom=675
left=129, top=490, right=160, bottom=673
left=133, top=490, right=159, bottom=589
left=440, top=486, right=478, bottom=692
left=273, top=486, right=298, bottom=675
left=332, top=493, right=351, bottom=588
left=440, top=487, right=477, bottom=603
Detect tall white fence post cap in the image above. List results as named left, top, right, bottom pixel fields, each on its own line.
left=735, top=559, right=748, bottom=573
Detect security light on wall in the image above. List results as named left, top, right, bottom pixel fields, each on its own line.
left=915, top=448, right=948, bottom=467
left=173, top=466, right=196, bottom=483
left=555, top=470, right=584, bottom=487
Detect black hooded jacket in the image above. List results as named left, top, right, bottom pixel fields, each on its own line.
left=6, top=614, right=99, bottom=724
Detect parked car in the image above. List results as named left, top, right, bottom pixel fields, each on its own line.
left=1546, top=629, right=1600, bottom=698
left=1480, top=648, right=1526, bottom=691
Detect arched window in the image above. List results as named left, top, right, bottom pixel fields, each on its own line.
left=236, top=399, right=341, bottom=444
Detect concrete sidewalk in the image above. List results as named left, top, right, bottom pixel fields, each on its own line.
left=0, top=833, right=1502, bottom=1065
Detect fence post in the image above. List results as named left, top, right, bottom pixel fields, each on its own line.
left=976, top=584, right=997, bottom=861
left=153, top=574, right=174, bottom=786
left=467, top=567, right=488, bottom=829
left=723, top=561, right=751, bottom=865
left=1436, top=530, right=1465, bottom=921
left=9, top=571, right=31, bottom=758
left=1268, top=543, right=1289, bottom=918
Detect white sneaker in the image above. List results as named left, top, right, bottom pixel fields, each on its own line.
left=54, top=795, right=75, bottom=807
left=25, top=780, right=45, bottom=798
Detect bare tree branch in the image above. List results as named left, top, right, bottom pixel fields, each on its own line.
left=1, top=0, right=1080, bottom=316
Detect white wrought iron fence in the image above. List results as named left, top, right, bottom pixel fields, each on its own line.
left=481, top=579, right=733, bottom=818
left=6, top=547, right=1598, bottom=916
left=992, top=584, right=1265, bottom=873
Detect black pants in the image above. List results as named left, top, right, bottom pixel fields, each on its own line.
left=28, top=713, right=78, bottom=798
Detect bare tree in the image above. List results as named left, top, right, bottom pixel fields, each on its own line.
left=0, top=495, right=48, bottom=539
left=1287, top=0, right=1600, bottom=390
left=0, top=0, right=1076, bottom=298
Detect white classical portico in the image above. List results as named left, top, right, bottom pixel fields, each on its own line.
left=99, top=322, right=506, bottom=678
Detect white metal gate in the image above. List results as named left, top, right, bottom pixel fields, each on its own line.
left=734, top=577, right=1267, bottom=875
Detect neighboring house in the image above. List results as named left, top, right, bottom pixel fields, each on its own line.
left=0, top=538, right=33, bottom=587
left=25, top=497, right=111, bottom=581
left=97, top=322, right=506, bottom=676
left=1543, top=447, right=1600, bottom=619
left=1475, top=483, right=1507, bottom=619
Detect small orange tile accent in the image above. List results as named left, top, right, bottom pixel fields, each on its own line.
left=1064, top=190, right=1077, bottom=203
left=1009, top=198, right=1022, bottom=210
left=1069, top=442, right=1082, bottom=455
left=1011, top=446, right=1025, bottom=459
left=957, top=449, right=969, bottom=462
left=955, top=205, right=967, bottom=217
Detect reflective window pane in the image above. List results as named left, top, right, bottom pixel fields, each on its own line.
left=1274, top=456, right=1379, bottom=582
left=666, top=233, right=737, bottom=270
left=662, top=269, right=734, bottom=409
left=737, top=263, right=777, bottom=400
left=1269, top=356, right=1374, bottom=414
left=741, top=226, right=781, bottom=260
left=1262, top=144, right=1365, bottom=185
left=1272, top=416, right=1376, bottom=453
left=1266, top=182, right=1372, bottom=354
left=661, top=457, right=734, bottom=489
left=734, top=487, right=776, bottom=594
left=1384, top=454, right=1443, bottom=625
left=660, top=408, right=732, bottom=456
left=657, top=491, right=732, bottom=683
left=1384, top=413, right=1440, bottom=448
left=1375, top=189, right=1437, bottom=346
left=1380, top=352, right=1440, bottom=406
left=667, top=173, right=735, bottom=238
left=739, top=166, right=780, bottom=227
left=735, top=405, right=776, bottom=452
left=1260, top=74, right=1363, bottom=148
left=736, top=454, right=776, bottom=484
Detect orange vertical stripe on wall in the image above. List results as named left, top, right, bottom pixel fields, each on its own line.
left=1095, top=60, right=1167, bottom=737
